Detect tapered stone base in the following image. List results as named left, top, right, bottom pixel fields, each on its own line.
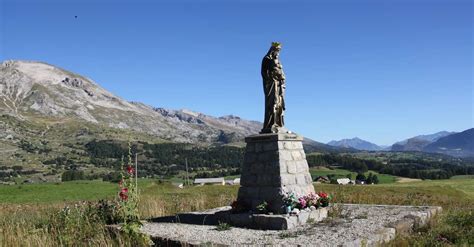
left=237, top=133, right=315, bottom=214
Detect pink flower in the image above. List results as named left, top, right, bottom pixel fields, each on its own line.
left=126, top=165, right=134, bottom=175
left=304, top=193, right=320, bottom=206
left=119, top=188, right=128, bottom=201
left=298, top=197, right=307, bottom=208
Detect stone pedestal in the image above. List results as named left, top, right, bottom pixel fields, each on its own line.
left=237, top=133, right=315, bottom=214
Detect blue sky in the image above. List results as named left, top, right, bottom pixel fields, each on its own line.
left=1, top=0, right=472, bottom=145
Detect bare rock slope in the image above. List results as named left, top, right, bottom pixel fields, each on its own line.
left=0, top=60, right=260, bottom=144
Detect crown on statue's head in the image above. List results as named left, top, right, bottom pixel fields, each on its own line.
left=271, top=42, right=282, bottom=48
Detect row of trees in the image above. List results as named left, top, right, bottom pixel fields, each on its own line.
left=307, top=153, right=474, bottom=180
left=44, top=139, right=474, bottom=182
left=61, top=170, right=102, bottom=181
left=85, top=140, right=245, bottom=174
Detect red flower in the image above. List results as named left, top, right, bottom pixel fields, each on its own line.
left=119, top=188, right=128, bottom=201
left=126, top=165, right=134, bottom=175
left=318, top=192, right=328, bottom=198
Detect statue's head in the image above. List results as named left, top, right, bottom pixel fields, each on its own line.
left=267, top=42, right=282, bottom=58
left=272, top=42, right=282, bottom=50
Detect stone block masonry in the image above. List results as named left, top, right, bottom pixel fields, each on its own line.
left=237, top=132, right=315, bottom=214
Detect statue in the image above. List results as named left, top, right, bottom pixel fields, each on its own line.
left=261, top=42, right=286, bottom=133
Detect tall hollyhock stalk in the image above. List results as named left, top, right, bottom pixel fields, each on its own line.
left=118, top=142, right=141, bottom=234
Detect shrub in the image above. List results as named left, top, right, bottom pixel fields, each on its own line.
left=215, top=222, right=231, bottom=231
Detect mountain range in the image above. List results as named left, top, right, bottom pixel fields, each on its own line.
left=327, top=130, right=473, bottom=157
left=423, top=129, right=474, bottom=157
left=327, top=138, right=383, bottom=151
left=1, top=60, right=472, bottom=158
left=391, top=131, right=455, bottom=152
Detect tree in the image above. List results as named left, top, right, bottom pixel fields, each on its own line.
left=61, top=170, right=85, bottom=181
left=372, top=175, right=379, bottom=184
left=346, top=173, right=352, bottom=180
left=356, top=173, right=366, bottom=182
left=366, top=173, right=374, bottom=184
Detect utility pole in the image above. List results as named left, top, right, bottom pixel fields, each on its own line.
left=135, top=153, right=138, bottom=188
left=185, top=158, right=190, bottom=186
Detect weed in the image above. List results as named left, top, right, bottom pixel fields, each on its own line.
left=328, top=203, right=343, bottom=218
left=215, top=222, right=231, bottom=231
left=256, top=201, right=269, bottom=214
left=354, top=212, right=368, bottom=219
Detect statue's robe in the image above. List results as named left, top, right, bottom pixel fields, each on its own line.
left=261, top=54, right=285, bottom=133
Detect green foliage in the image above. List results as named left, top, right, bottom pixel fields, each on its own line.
left=307, top=153, right=474, bottom=180
left=256, top=201, right=269, bottom=214
left=356, top=173, right=366, bottom=181
left=50, top=202, right=113, bottom=244
left=102, top=171, right=122, bottom=183
left=61, top=170, right=85, bottom=181
left=310, top=168, right=396, bottom=184
left=396, top=210, right=474, bottom=246
left=215, top=222, right=232, bottom=231
left=372, top=175, right=379, bottom=184
left=84, top=140, right=245, bottom=178
left=117, top=142, right=149, bottom=243
left=95, top=199, right=122, bottom=224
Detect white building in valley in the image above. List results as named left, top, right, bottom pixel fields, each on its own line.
left=194, top=177, right=225, bottom=186
left=336, top=178, right=351, bottom=185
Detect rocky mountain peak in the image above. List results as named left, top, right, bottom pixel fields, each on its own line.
left=0, top=60, right=262, bottom=144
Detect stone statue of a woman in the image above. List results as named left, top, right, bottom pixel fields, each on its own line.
left=261, top=42, right=286, bottom=133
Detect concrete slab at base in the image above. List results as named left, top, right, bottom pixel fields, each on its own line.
left=149, top=206, right=330, bottom=230
left=142, top=204, right=443, bottom=247
left=216, top=206, right=329, bottom=230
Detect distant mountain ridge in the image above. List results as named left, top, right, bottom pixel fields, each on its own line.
left=424, top=129, right=474, bottom=157
left=327, top=137, right=383, bottom=151
left=391, top=131, right=456, bottom=152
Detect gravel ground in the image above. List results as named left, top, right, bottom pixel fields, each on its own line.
left=141, top=204, right=440, bottom=246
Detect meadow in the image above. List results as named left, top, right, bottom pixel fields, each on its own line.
left=0, top=178, right=473, bottom=246
left=309, top=167, right=398, bottom=184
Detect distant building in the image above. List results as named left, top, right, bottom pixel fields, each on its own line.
left=226, top=178, right=240, bottom=185
left=314, top=176, right=330, bottom=183
left=336, top=178, right=351, bottom=185
left=194, top=177, right=225, bottom=186
left=172, top=182, right=184, bottom=188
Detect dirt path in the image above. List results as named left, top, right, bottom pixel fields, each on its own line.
left=396, top=177, right=422, bottom=183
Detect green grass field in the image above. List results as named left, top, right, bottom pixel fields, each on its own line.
left=451, top=175, right=474, bottom=180
left=0, top=180, right=161, bottom=204
left=309, top=167, right=398, bottom=184
left=1, top=177, right=472, bottom=205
